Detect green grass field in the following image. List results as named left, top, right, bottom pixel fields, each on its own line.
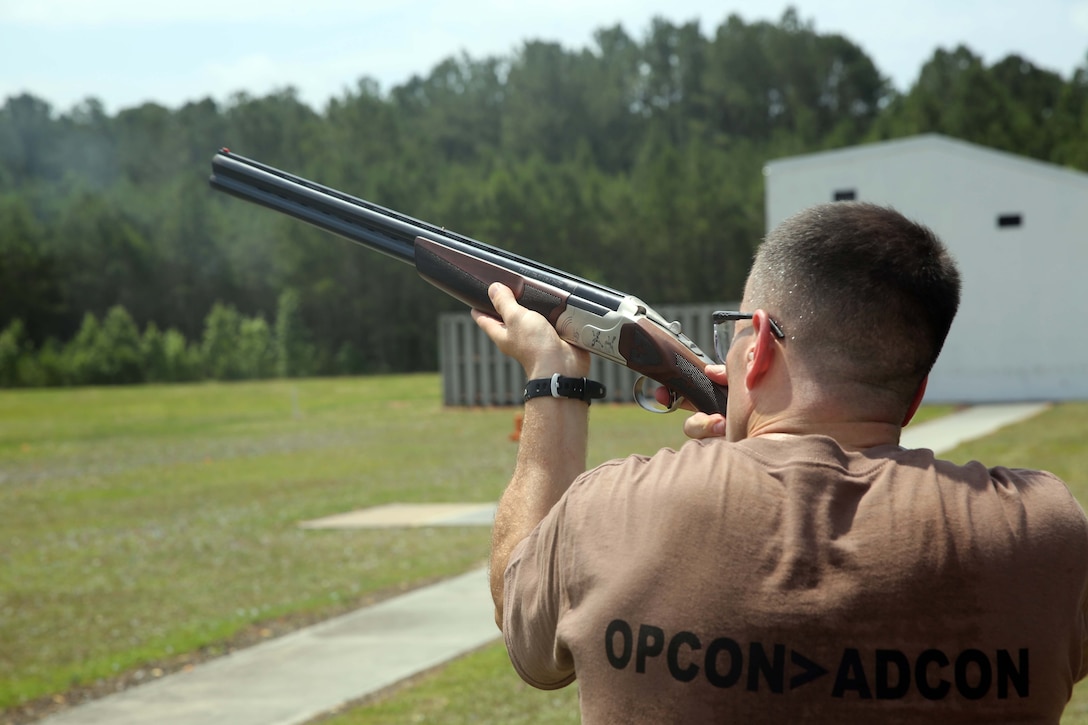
left=0, top=375, right=688, bottom=718
left=1, top=378, right=1085, bottom=723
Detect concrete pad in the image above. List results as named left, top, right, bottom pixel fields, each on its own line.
left=299, top=503, right=497, bottom=529
left=36, top=568, right=498, bottom=725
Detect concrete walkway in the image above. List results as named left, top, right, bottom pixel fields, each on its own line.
left=38, top=569, right=497, bottom=725
left=898, top=402, right=1050, bottom=452
left=38, top=402, right=1050, bottom=725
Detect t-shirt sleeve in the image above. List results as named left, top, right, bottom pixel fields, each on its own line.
left=1018, top=468, right=1088, bottom=683
left=502, top=493, right=577, bottom=690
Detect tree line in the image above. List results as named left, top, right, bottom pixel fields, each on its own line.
left=2, top=8, right=1086, bottom=387
left=0, top=291, right=316, bottom=387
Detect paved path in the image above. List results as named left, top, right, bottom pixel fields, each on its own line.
left=39, top=569, right=497, bottom=725
left=899, top=402, right=1049, bottom=452
left=38, top=402, right=1050, bottom=725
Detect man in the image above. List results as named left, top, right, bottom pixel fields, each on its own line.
left=472, top=202, right=1088, bottom=722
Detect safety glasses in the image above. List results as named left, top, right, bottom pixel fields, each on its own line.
left=712, top=311, right=785, bottom=364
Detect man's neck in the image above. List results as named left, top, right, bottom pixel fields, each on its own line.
left=746, top=397, right=906, bottom=451
left=750, top=418, right=903, bottom=451
left=739, top=363, right=912, bottom=451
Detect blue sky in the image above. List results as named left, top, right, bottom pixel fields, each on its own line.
left=2, top=0, right=1087, bottom=115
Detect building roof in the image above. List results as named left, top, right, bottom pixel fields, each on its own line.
left=764, top=134, right=1088, bottom=189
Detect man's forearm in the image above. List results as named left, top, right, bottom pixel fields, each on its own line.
left=488, top=396, right=589, bottom=628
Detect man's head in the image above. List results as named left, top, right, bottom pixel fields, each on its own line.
left=733, top=202, right=961, bottom=432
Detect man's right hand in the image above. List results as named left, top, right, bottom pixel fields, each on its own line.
left=680, top=364, right=728, bottom=440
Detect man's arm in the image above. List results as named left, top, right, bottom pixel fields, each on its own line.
left=472, top=283, right=591, bottom=628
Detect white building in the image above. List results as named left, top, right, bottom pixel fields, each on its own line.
left=764, top=134, right=1088, bottom=403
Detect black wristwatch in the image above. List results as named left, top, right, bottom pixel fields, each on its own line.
left=523, top=374, right=607, bottom=404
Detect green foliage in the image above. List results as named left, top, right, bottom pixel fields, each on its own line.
left=0, top=303, right=287, bottom=388
left=65, top=312, right=107, bottom=384
left=52, top=191, right=153, bottom=326
left=0, top=319, right=26, bottom=387
left=0, top=320, right=67, bottom=388
left=56, top=307, right=145, bottom=385
left=23, top=338, right=66, bottom=387
left=0, top=196, right=64, bottom=343
left=0, top=94, right=60, bottom=184
left=238, top=317, right=276, bottom=379
left=162, top=328, right=203, bottom=382
left=866, top=46, right=1080, bottom=165
left=274, top=289, right=313, bottom=378
left=1, top=10, right=1087, bottom=387
left=142, top=321, right=203, bottom=384
left=201, top=302, right=244, bottom=380
left=101, top=307, right=145, bottom=383
left=141, top=323, right=168, bottom=382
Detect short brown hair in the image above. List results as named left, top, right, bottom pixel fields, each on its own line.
left=746, top=202, right=961, bottom=397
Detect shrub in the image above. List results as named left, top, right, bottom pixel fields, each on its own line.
left=99, top=306, right=145, bottom=384
left=275, top=289, right=313, bottom=378
left=163, top=328, right=202, bottom=382
left=0, top=319, right=27, bottom=387
left=201, top=302, right=243, bottom=380
left=238, top=317, right=275, bottom=379
left=65, top=312, right=107, bottom=385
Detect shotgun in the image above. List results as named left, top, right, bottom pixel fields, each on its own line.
left=208, top=148, right=727, bottom=415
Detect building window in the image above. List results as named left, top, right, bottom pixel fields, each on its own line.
left=997, top=214, right=1023, bottom=229
left=833, top=189, right=856, bottom=201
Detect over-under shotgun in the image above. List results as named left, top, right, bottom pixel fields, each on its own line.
left=208, top=148, right=727, bottom=414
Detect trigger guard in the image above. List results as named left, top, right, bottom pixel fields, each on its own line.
left=632, top=376, right=682, bottom=414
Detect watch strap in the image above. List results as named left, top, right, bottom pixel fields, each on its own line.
left=523, top=374, right=606, bottom=404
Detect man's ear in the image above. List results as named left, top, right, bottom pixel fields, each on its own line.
left=743, top=310, right=778, bottom=391
left=902, top=376, right=929, bottom=426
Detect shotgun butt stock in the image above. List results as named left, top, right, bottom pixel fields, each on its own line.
left=618, top=319, right=729, bottom=415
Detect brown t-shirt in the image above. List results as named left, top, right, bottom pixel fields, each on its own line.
left=503, top=434, right=1088, bottom=723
